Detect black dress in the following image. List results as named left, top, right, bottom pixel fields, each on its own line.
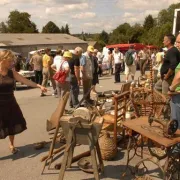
left=0, top=70, right=27, bottom=139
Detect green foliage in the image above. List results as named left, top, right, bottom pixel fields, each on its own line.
left=109, top=23, right=131, bottom=44
left=98, top=30, right=109, bottom=44
left=143, top=15, right=154, bottom=30
left=61, top=26, right=65, bottom=33
left=42, top=21, right=60, bottom=33
left=6, top=10, right=38, bottom=33
left=0, top=22, right=8, bottom=33
left=65, top=24, right=70, bottom=34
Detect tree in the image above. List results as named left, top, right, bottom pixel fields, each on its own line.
left=64, top=24, right=70, bottom=34
left=127, top=24, right=144, bottom=43
left=7, top=10, right=38, bottom=33
left=143, top=15, right=154, bottom=30
left=0, top=22, right=8, bottom=33
left=98, top=30, right=109, bottom=44
left=109, top=23, right=131, bottom=44
left=81, top=31, right=86, bottom=41
left=42, top=21, right=60, bottom=33
left=61, top=26, right=65, bottom=33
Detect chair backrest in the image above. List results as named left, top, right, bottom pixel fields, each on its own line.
left=114, top=91, right=130, bottom=124
left=120, top=82, right=131, bottom=94
left=113, top=91, right=130, bottom=144
left=131, top=88, right=167, bottom=118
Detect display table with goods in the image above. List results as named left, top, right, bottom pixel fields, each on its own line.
left=122, top=116, right=180, bottom=180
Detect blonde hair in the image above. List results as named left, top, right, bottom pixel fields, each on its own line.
left=75, top=47, right=83, bottom=55
left=0, top=50, right=15, bottom=63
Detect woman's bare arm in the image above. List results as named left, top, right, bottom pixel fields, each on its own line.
left=13, top=70, right=44, bottom=89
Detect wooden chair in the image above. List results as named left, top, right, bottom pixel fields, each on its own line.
left=131, top=88, right=167, bottom=118
left=120, top=82, right=131, bottom=93
left=102, top=91, right=130, bottom=147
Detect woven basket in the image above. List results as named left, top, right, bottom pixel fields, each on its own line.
left=99, top=131, right=117, bottom=160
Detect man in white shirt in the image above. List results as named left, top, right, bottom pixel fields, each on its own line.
left=113, top=47, right=123, bottom=83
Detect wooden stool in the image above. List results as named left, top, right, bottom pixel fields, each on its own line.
left=59, top=116, right=104, bottom=180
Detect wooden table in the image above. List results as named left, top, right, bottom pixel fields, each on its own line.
left=122, top=116, right=180, bottom=179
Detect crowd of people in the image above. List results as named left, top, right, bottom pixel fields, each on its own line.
left=1, top=33, right=180, bottom=154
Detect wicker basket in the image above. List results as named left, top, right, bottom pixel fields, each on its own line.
left=99, top=131, right=117, bottom=160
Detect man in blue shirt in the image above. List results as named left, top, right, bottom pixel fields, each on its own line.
left=80, top=46, right=94, bottom=105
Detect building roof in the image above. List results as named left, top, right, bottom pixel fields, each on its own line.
left=87, top=41, right=97, bottom=46
left=0, top=33, right=87, bottom=46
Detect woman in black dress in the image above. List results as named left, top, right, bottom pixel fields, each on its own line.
left=0, top=50, right=47, bottom=154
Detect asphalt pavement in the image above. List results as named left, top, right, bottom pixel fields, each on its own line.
left=0, top=72, right=162, bottom=180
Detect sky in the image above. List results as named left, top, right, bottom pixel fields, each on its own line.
left=0, top=0, right=179, bottom=34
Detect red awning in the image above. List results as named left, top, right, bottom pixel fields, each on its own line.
left=146, top=45, right=158, bottom=49
left=106, top=43, right=146, bottom=51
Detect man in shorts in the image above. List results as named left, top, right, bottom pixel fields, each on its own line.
left=125, top=45, right=137, bottom=82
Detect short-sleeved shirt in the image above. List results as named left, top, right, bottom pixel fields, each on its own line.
left=113, top=52, right=124, bottom=64
left=52, top=59, right=70, bottom=81
left=80, top=52, right=93, bottom=79
left=175, top=63, right=180, bottom=91
left=30, top=54, right=42, bottom=71
left=138, top=50, right=148, bottom=60
left=42, top=54, right=51, bottom=68
left=160, top=47, right=180, bottom=79
left=68, top=54, right=80, bottom=75
left=156, top=52, right=164, bottom=63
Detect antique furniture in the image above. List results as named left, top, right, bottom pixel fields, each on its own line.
left=123, top=117, right=180, bottom=179
left=42, top=92, right=70, bottom=174
left=59, top=107, right=104, bottom=180
left=102, top=91, right=130, bottom=148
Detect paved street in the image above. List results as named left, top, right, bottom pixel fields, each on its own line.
left=0, top=72, right=162, bottom=180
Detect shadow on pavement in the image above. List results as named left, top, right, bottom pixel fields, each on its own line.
left=0, top=143, right=49, bottom=161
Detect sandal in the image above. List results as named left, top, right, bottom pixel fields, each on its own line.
left=9, top=147, right=19, bottom=154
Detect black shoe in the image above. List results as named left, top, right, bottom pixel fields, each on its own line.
left=114, top=81, right=120, bottom=83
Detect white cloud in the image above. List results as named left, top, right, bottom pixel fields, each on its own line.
left=0, top=0, right=10, bottom=5
left=72, top=12, right=96, bottom=19
left=123, top=12, right=134, bottom=18
left=118, top=0, right=180, bottom=10
left=0, top=0, right=179, bottom=33
left=45, top=3, right=89, bottom=15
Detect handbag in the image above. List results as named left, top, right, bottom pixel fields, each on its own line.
left=53, top=61, right=67, bottom=84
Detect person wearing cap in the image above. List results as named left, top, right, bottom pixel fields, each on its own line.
left=124, top=45, right=137, bottom=82
left=80, top=45, right=94, bottom=105
left=68, top=47, right=83, bottom=108
left=42, top=48, right=56, bottom=96
left=155, top=34, right=180, bottom=95
left=51, top=51, right=71, bottom=99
